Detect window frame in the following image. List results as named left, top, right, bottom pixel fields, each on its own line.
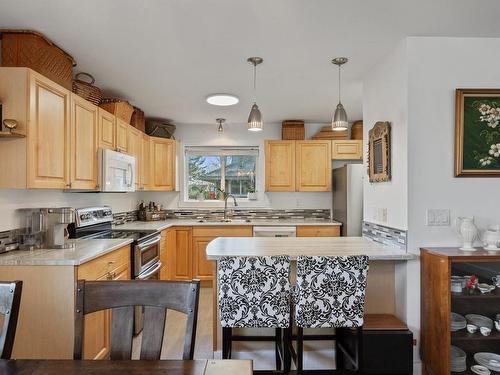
left=182, top=145, right=262, bottom=206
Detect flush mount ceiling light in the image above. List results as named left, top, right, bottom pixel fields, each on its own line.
left=216, top=118, right=225, bottom=132
left=247, top=57, right=264, bottom=132
left=206, top=94, right=239, bottom=106
left=331, top=57, right=349, bottom=132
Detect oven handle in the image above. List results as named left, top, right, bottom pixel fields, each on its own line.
left=137, top=261, right=162, bottom=280
left=137, top=235, right=161, bottom=250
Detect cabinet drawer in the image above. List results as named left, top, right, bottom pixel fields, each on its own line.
left=77, top=245, right=130, bottom=280
left=296, top=225, right=340, bottom=237
left=192, top=226, right=253, bottom=237
left=332, top=140, right=362, bottom=160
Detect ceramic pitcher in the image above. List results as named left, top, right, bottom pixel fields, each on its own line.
left=455, top=217, right=478, bottom=251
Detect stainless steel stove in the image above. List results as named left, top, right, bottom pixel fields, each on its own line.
left=69, top=206, right=162, bottom=334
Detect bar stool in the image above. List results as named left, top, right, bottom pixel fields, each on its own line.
left=293, top=255, right=369, bottom=374
left=218, top=255, right=291, bottom=373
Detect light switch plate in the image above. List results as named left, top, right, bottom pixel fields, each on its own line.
left=426, top=209, right=450, bottom=226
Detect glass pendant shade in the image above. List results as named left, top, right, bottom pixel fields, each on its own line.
left=332, top=102, right=348, bottom=131
left=247, top=103, right=263, bottom=131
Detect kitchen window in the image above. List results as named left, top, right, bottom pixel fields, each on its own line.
left=184, top=146, right=258, bottom=201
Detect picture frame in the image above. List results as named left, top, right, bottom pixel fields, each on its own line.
left=455, top=88, right=500, bottom=177
left=368, top=121, right=391, bottom=183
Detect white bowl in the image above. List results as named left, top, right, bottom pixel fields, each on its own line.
left=474, top=353, right=500, bottom=371
left=471, top=365, right=491, bottom=375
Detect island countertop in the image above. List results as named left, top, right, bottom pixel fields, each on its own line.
left=206, top=236, right=416, bottom=261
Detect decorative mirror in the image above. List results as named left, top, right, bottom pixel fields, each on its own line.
left=368, top=121, right=391, bottom=182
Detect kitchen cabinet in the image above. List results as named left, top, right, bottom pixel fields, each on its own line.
left=296, top=225, right=340, bottom=237
left=76, top=246, right=130, bottom=360
left=127, top=126, right=143, bottom=189
left=97, top=108, right=116, bottom=150
left=296, top=140, right=332, bottom=191
left=115, top=118, right=129, bottom=153
left=150, top=137, right=176, bottom=191
left=331, top=140, right=363, bottom=160
left=171, top=227, right=193, bottom=280
left=265, top=140, right=296, bottom=192
left=160, top=228, right=174, bottom=280
left=142, top=134, right=152, bottom=190
left=264, top=140, right=331, bottom=192
left=0, top=68, right=71, bottom=189
left=70, top=94, right=98, bottom=190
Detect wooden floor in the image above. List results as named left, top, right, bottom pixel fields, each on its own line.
left=132, top=286, right=214, bottom=360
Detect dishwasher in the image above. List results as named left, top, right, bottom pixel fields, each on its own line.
left=253, top=226, right=296, bottom=237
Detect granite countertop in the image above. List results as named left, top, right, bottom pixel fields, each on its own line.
left=0, top=238, right=133, bottom=266
left=114, top=218, right=341, bottom=232
left=206, top=237, right=416, bottom=261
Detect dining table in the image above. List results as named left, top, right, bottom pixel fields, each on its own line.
left=0, top=359, right=253, bottom=374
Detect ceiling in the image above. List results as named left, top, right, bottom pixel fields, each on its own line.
left=2, top=0, right=500, bottom=126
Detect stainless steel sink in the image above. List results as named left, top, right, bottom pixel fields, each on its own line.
left=197, top=219, right=252, bottom=223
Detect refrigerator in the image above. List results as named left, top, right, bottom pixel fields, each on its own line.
left=332, top=164, right=363, bottom=236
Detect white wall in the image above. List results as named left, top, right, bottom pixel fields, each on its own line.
left=142, top=121, right=333, bottom=210
left=362, top=40, right=408, bottom=230
left=0, top=189, right=140, bottom=231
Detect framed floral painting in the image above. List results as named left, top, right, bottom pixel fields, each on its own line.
left=455, top=88, right=500, bottom=176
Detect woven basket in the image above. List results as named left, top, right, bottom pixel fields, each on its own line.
left=130, top=107, right=145, bottom=132
left=282, top=120, right=305, bottom=140
left=145, top=119, right=176, bottom=139
left=0, top=29, right=76, bottom=90
left=72, top=73, right=102, bottom=106
left=99, top=99, right=134, bottom=124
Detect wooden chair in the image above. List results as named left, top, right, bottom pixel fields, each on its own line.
left=0, top=280, right=23, bottom=359
left=74, top=279, right=200, bottom=360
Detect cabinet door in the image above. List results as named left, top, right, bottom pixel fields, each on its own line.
left=116, top=119, right=128, bottom=152
left=142, top=134, right=152, bottom=190
left=27, top=71, right=71, bottom=189
left=331, top=140, right=362, bottom=160
left=151, top=137, right=176, bottom=191
left=172, top=227, right=192, bottom=280
left=296, top=140, right=332, bottom=191
left=70, top=94, right=98, bottom=189
left=127, top=126, right=142, bottom=189
left=265, top=140, right=295, bottom=191
left=98, top=109, right=116, bottom=150
left=192, top=236, right=215, bottom=281
left=160, top=228, right=175, bottom=280
left=296, top=225, right=340, bottom=237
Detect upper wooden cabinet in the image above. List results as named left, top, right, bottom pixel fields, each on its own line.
left=150, top=137, right=176, bottom=191
left=115, top=119, right=128, bottom=153
left=97, top=108, right=116, bottom=150
left=265, top=140, right=296, bottom=192
left=0, top=68, right=71, bottom=189
left=265, top=140, right=331, bottom=192
left=127, top=126, right=142, bottom=190
left=296, top=140, right=331, bottom=191
left=70, top=94, right=98, bottom=190
left=331, top=140, right=363, bottom=160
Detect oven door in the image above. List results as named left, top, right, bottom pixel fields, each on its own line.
left=134, top=261, right=162, bottom=335
left=134, top=234, right=161, bottom=277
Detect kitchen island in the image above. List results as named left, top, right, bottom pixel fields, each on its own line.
left=206, top=236, right=416, bottom=353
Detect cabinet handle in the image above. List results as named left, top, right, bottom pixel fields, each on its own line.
left=106, top=273, right=113, bottom=280
left=66, top=183, right=72, bottom=188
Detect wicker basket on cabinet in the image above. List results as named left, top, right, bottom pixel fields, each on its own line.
left=99, top=99, right=134, bottom=124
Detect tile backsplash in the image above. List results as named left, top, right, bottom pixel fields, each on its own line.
left=362, top=221, right=407, bottom=250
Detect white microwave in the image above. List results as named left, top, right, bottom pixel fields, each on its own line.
left=98, top=149, right=136, bottom=192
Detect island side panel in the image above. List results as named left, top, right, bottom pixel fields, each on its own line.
left=0, top=265, right=75, bottom=359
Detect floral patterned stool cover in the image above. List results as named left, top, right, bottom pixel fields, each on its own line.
left=218, top=255, right=291, bottom=372
left=293, top=255, right=369, bottom=374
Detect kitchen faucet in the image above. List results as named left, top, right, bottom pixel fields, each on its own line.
left=223, top=193, right=238, bottom=221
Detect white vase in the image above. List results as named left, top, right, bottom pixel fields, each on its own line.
left=455, top=216, right=478, bottom=251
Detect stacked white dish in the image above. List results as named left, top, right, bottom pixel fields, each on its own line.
left=451, top=345, right=467, bottom=372
left=474, top=353, right=500, bottom=372
left=466, top=314, right=493, bottom=329
left=451, top=312, right=467, bottom=331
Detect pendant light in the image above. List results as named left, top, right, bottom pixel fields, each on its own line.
left=247, top=57, right=263, bottom=131
left=331, top=57, right=349, bottom=131
left=216, top=118, right=225, bottom=132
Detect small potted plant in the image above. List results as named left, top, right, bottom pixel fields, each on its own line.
left=247, top=187, right=257, bottom=200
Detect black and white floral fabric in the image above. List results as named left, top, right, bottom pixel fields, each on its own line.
left=218, top=255, right=291, bottom=328
left=295, top=255, right=369, bottom=328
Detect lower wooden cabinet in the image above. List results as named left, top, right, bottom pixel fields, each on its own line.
left=296, top=225, right=340, bottom=237
left=192, top=237, right=216, bottom=281
left=171, top=227, right=193, bottom=280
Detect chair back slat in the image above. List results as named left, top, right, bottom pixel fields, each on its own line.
left=140, top=306, right=166, bottom=360
left=0, top=281, right=22, bottom=359
left=110, top=306, right=134, bottom=360
left=74, top=280, right=200, bottom=360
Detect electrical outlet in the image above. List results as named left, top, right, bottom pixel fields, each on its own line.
left=426, top=209, right=450, bottom=226
left=377, top=208, right=387, bottom=223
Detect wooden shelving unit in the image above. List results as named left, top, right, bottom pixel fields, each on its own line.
left=421, top=247, right=500, bottom=375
